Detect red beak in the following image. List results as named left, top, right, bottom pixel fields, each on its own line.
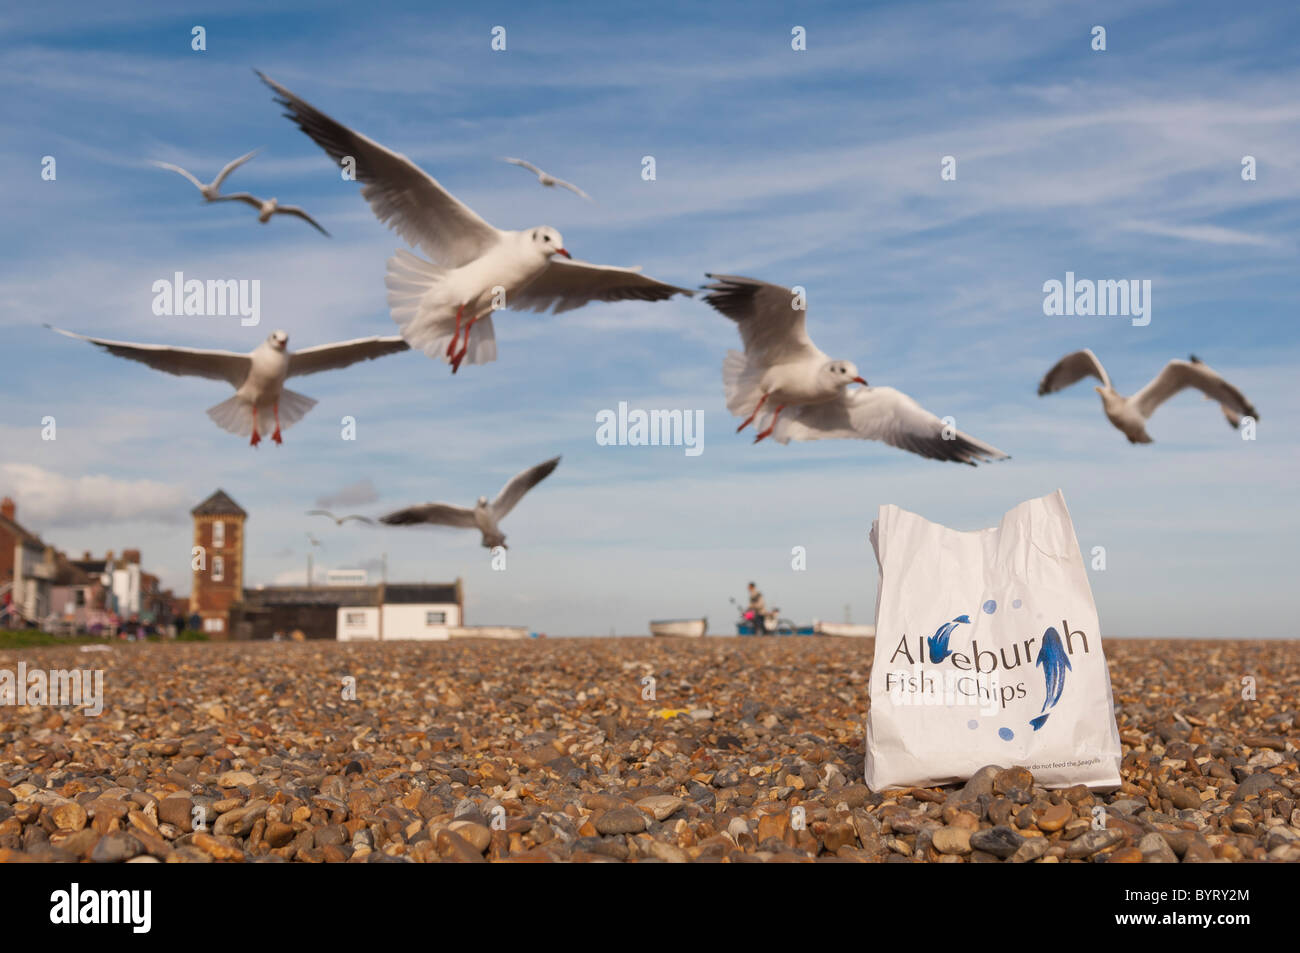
left=557, top=248, right=571, bottom=259
left=853, top=376, right=868, bottom=386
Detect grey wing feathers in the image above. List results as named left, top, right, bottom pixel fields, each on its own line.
left=508, top=259, right=692, bottom=314
left=45, top=325, right=250, bottom=386
left=257, top=71, right=498, bottom=267
left=1038, top=349, right=1110, bottom=395
left=491, top=456, right=561, bottom=519
left=288, top=336, right=410, bottom=377
left=378, top=503, right=477, bottom=529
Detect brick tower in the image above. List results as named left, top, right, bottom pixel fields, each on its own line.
left=189, top=490, right=246, bottom=639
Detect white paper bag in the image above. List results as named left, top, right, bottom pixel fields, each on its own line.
left=865, top=490, right=1122, bottom=791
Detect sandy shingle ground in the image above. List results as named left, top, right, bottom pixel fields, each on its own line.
left=0, top=637, right=1296, bottom=862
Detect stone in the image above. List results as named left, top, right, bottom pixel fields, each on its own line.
left=1138, top=833, right=1178, bottom=863
left=1009, top=837, right=1049, bottom=863
left=635, top=795, right=685, bottom=822
left=595, top=807, right=647, bottom=836
left=932, top=826, right=972, bottom=855
left=51, top=801, right=87, bottom=832
left=91, top=832, right=142, bottom=863
left=969, top=826, right=1023, bottom=858
left=1063, top=829, right=1123, bottom=859
left=1034, top=802, right=1071, bottom=832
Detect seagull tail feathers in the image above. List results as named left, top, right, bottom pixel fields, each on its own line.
left=276, top=389, right=319, bottom=431
left=722, top=350, right=764, bottom=418
left=206, top=395, right=254, bottom=436
left=385, top=249, right=462, bottom=362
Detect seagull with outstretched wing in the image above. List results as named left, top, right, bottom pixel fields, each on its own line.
left=1037, top=349, right=1259, bottom=443
left=700, top=274, right=1009, bottom=465
left=501, top=157, right=593, bottom=201
left=379, top=457, right=560, bottom=549
left=47, top=325, right=408, bottom=446
left=212, top=191, right=330, bottom=236
left=151, top=150, right=260, bottom=201
left=307, top=509, right=375, bottom=526
left=257, top=71, right=690, bottom=374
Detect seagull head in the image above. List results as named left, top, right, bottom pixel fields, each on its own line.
left=825, top=360, right=867, bottom=388
left=476, top=495, right=489, bottom=508
left=531, top=227, right=570, bottom=259
left=269, top=330, right=289, bottom=351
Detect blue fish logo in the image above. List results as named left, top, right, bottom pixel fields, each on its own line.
left=1032, top=626, right=1072, bottom=730
left=926, top=614, right=970, bottom=663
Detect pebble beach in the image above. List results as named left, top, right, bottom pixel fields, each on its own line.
left=1, top=637, right=1296, bottom=863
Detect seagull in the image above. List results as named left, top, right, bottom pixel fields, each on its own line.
left=307, top=509, right=375, bottom=526
left=501, top=157, right=592, bottom=201
left=306, top=532, right=324, bottom=548
left=1037, top=349, right=1259, bottom=443
left=150, top=150, right=260, bottom=201
left=212, top=191, right=330, bottom=236
left=47, top=326, right=409, bottom=446
left=379, top=457, right=561, bottom=549
left=701, top=275, right=1010, bottom=464
left=257, top=72, right=692, bottom=374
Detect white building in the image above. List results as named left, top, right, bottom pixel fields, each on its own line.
left=337, top=583, right=462, bottom=641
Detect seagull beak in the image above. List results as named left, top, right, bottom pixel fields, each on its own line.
left=852, top=376, right=868, bottom=386
left=556, top=247, right=572, bottom=259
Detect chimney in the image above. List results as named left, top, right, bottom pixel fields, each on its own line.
left=123, top=549, right=141, bottom=564
left=0, top=497, right=14, bottom=521
left=83, top=551, right=91, bottom=560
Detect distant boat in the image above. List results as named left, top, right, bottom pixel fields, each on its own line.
left=814, top=621, right=875, bottom=637
left=448, top=625, right=529, bottom=640
left=650, top=618, right=707, bottom=638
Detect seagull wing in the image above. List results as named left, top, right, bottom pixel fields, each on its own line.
left=554, top=178, right=593, bottom=201
left=211, top=149, right=260, bottom=190
left=490, top=456, right=560, bottom=521
left=379, top=503, right=478, bottom=529
left=287, top=335, right=410, bottom=378
left=1038, top=349, right=1110, bottom=395
left=258, top=71, right=500, bottom=267
left=508, top=258, right=693, bottom=314
left=340, top=515, right=375, bottom=525
left=275, top=205, right=331, bottom=237
left=46, top=325, right=249, bottom=386
left=777, top=386, right=1010, bottom=466
left=1131, top=358, right=1258, bottom=423
left=306, top=509, right=336, bottom=520
left=503, top=157, right=543, bottom=175
left=150, top=161, right=206, bottom=192
left=212, top=192, right=264, bottom=210
left=702, top=273, right=823, bottom=366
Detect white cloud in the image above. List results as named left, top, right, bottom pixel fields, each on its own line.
left=0, top=464, right=188, bottom=530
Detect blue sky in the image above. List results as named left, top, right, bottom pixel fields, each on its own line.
left=2, top=0, right=1297, bottom=636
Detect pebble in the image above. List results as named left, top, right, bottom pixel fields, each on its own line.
left=1063, top=829, right=1123, bottom=858
left=595, top=807, right=647, bottom=836
left=932, top=826, right=972, bottom=855
left=969, top=826, right=1023, bottom=858
left=635, top=795, right=685, bottom=822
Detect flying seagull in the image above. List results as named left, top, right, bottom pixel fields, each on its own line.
left=257, top=71, right=691, bottom=374
left=1037, top=349, right=1259, bottom=443
left=379, top=457, right=561, bottom=549
left=151, top=149, right=260, bottom=201
left=501, top=157, right=592, bottom=201
left=47, top=325, right=409, bottom=446
left=701, top=275, right=1009, bottom=465
left=307, top=509, right=375, bottom=526
left=213, top=191, right=330, bottom=236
